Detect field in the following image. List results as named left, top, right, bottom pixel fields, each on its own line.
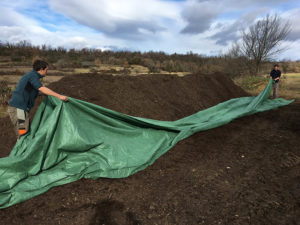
left=280, top=73, right=300, bottom=99
left=0, top=69, right=299, bottom=225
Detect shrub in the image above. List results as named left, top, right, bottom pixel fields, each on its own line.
left=0, top=81, right=12, bottom=105
left=89, top=67, right=98, bottom=73
left=10, top=53, right=22, bottom=62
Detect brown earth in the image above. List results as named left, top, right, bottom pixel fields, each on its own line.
left=0, top=73, right=299, bottom=225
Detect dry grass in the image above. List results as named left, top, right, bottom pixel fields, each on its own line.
left=0, top=105, right=7, bottom=118
left=0, top=64, right=193, bottom=78
left=74, top=68, right=91, bottom=73
left=279, top=73, right=300, bottom=99
left=129, top=65, right=149, bottom=75
left=41, top=76, right=64, bottom=86
left=158, top=71, right=191, bottom=77
left=0, top=75, right=22, bottom=84
left=99, top=65, right=124, bottom=71
left=0, top=75, right=64, bottom=87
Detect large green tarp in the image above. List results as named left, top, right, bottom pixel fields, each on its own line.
left=0, top=79, right=293, bottom=209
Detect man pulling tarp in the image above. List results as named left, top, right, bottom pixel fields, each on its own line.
left=7, top=60, right=68, bottom=139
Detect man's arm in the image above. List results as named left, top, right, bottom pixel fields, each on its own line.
left=38, top=86, right=68, bottom=101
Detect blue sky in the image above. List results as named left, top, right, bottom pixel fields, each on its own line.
left=1, top=0, right=300, bottom=60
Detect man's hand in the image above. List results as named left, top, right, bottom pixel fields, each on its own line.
left=39, top=86, right=68, bottom=102
left=59, top=95, right=68, bottom=102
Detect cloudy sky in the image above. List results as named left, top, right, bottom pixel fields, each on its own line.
left=1, top=0, right=300, bottom=60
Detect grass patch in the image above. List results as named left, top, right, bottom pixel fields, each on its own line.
left=234, top=75, right=269, bottom=91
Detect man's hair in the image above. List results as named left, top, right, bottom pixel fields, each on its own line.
left=274, top=64, right=279, bottom=68
left=33, top=60, right=48, bottom=71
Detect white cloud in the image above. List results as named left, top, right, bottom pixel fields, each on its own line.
left=210, top=8, right=268, bottom=45
left=180, top=0, right=295, bottom=35
left=0, top=2, right=124, bottom=50
left=0, top=26, right=27, bottom=43
left=281, top=8, right=300, bottom=41
left=0, top=6, right=39, bottom=27
left=181, top=0, right=222, bottom=34
left=49, top=0, right=183, bottom=39
left=279, top=40, right=300, bottom=60
left=223, top=0, right=292, bottom=9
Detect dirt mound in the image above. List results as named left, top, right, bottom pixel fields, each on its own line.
left=1, top=73, right=299, bottom=225
left=44, top=72, right=248, bottom=120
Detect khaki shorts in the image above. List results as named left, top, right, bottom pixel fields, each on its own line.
left=7, top=106, right=29, bottom=139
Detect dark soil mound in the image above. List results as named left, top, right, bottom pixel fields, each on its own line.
left=45, top=72, right=248, bottom=120
left=1, top=73, right=299, bottom=225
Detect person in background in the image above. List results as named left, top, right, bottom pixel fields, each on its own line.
left=270, top=64, right=281, bottom=99
left=7, top=60, right=68, bottom=140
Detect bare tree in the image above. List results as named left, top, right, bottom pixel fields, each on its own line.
left=231, top=14, right=291, bottom=75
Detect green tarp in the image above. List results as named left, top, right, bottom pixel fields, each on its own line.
left=0, top=79, right=293, bottom=209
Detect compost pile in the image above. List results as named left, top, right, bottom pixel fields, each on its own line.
left=0, top=73, right=299, bottom=225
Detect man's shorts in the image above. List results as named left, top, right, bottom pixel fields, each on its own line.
left=7, top=106, right=29, bottom=139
